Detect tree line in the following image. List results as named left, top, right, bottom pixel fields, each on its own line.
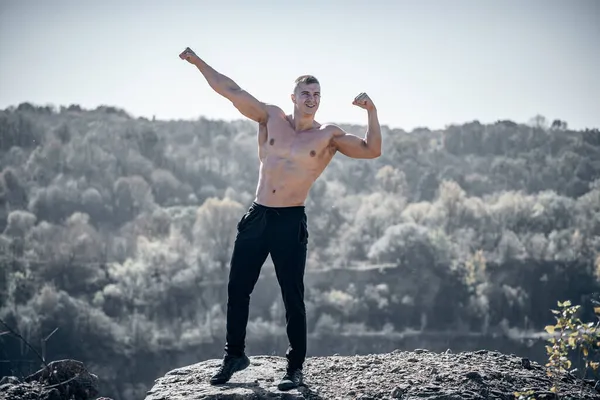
left=1, top=103, right=599, bottom=400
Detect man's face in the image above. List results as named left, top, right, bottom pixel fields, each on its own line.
left=291, top=82, right=321, bottom=115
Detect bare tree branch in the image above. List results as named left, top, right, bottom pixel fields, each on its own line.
left=0, top=317, right=63, bottom=390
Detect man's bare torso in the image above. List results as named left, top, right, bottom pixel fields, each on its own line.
left=255, top=106, right=336, bottom=207
left=178, top=47, right=381, bottom=208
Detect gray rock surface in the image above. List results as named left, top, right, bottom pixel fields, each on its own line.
left=145, top=350, right=600, bottom=399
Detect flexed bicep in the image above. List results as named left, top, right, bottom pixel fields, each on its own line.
left=333, top=131, right=375, bottom=159
left=331, top=125, right=381, bottom=159
left=330, top=93, right=382, bottom=159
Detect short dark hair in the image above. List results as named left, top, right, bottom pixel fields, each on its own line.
left=294, top=75, right=320, bottom=92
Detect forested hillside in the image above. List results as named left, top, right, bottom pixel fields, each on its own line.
left=1, top=103, right=599, bottom=400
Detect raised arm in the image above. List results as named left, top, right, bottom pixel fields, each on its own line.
left=179, top=47, right=268, bottom=124
left=331, top=92, right=382, bottom=159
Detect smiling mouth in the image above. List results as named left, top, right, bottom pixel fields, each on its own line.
left=305, top=104, right=315, bottom=108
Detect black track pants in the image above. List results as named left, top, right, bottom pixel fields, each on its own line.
left=224, top=202, right=309, bottom=370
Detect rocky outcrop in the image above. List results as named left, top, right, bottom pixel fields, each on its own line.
left=0, top=359, right=112, bottom=400
left=145, top=350, right=599, bottom=399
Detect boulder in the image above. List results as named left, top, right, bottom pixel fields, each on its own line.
left=145, top=350, right=599, bottom=399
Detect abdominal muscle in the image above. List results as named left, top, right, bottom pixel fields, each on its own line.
left=254, top=155, right=322, bottom=207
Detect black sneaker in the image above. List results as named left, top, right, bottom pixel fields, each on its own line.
left=209, top=354, right=250, bottom=384
left=277, top=367, right=303, bottom=391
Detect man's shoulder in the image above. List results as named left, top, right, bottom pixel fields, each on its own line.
left=264, top=104, right=286, bottom=117
left=320, top=123, right=345, bottom=136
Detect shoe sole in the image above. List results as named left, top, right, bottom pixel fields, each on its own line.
left=277, top=382, right=296, bottom=391
left=277, top=380, right=303, bottom=391
left=210, top=357, right=251, bottom=385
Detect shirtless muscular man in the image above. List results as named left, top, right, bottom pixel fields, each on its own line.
left=179, top=46, right=382, bottom=391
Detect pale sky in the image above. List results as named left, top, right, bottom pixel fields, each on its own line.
left=1, top=0, right=598, bottom=131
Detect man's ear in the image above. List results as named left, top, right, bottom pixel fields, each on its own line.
left=290, top=93, right=296, bottom=103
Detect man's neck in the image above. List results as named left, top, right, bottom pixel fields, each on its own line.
left=292, top=110, right=315, bottom=132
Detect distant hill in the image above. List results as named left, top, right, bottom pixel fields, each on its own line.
left=1, top=103, right=599, bottom=400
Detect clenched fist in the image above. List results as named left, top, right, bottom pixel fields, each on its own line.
left=352, top=92, right=376, bottom=111
left=179, top=47, right=200, bottom=64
